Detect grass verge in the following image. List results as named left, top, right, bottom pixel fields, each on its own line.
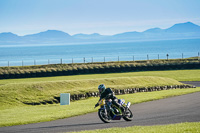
left=69, top=122, right=200, bottom=133
left=0, top=76, right=183, bottom=107
left=0, top=87, right=200, bottom=127
left=0, top=57, right=199, bottom=79
left=0, top=69, right=199, bottom=85
left=1, top=69, right=199, bottom=107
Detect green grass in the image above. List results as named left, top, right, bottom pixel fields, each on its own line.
left=69, top=122, right=200, bottom=133
left=0, top=58, right=198, bottom=77
left=0, top=76, right=183, bottom=107
left=1, top=69, right=199, bottom=107
left=0, top=87, right=200, bottom=127
left=0, top=69, right=200, bottom=127
left=0, top=70, right=199, bottom=85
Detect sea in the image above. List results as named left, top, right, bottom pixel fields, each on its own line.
left=0, top=39, right=200, bottom=67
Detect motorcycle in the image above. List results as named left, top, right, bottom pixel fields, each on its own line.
left=95, top=98, right=133, bottom=123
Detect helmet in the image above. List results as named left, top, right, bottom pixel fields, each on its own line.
left=98, top=84, right=106, bottom=94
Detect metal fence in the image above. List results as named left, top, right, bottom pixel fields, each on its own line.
left=0, top=52, right=199, bottom=67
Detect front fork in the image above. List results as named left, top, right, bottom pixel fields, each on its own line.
left=124, top=102, right=131, bottom=115
left=101, top=105, right=108, bottom=117
left=102, top=104, right=112, bottom=120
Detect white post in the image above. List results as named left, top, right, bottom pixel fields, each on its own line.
left=60, top=93, right=70, bottom=105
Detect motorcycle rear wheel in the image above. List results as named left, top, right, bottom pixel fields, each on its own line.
left=123, top=108, right=133, bottom=121
left=98, top=109, right=111, bottom=123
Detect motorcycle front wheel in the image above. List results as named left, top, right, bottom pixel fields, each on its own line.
left=123, top=108, right=133, bottom=121
left=98, top=109, right=111, bottom=123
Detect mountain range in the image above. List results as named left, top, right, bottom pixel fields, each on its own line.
left=0, top=22, right=200, bottom=45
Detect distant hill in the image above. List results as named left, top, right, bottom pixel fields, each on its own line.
left=113, top=22, right=200, bottom=40
left=22, top=30, right=74, bottom=43
left=166, top=22, right=200, bottom=33
left=113, top=31, right=142, bottom=40
left=0, top=32, right=21, bottom=42
left=143, top=28, right=163, bottom=33
left=0, top=22, right=200, bottom=45
left=24, top=30, right=71, bottom=38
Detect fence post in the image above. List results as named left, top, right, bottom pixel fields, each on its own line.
left=166, top=54, right=169, bottom=60
left=92, top=57, right=93, bottom=63
left=182, top=53, right=183, bottom=59
left=83, top=57, right=85, bottom=63
left=133, top=56, right=134, bottom=61
left=118, top=56, right=119, bottom=62
left=147, top=54, right=149, bottom=60
left=158, top=54, right=159, bottom=60
left=8, top=61, right=9, bottom=67
left=104, top=57, right=105, bottom=63
left=22, top=60, right=24, bottom=66
left=48, top=59, right=50, bottom=65
left=61, top=58, right=62, bottom=64
left=72, top=58, right=73, bottom=64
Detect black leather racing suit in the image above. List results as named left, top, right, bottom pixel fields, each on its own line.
left=98, top=88, right=121, bottom=109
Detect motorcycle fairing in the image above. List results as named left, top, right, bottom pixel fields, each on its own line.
left=112, top=115, right=122, bottom=120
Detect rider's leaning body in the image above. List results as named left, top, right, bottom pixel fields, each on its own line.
left=95, top=84, right=121, bottom=109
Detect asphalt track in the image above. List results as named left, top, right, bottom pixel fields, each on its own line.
left=1, top=82, right=200, bottom=133
left=180, top=81, right=200, bottom=87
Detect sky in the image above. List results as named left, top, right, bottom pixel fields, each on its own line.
left=0, top=0, right=200, bottom=36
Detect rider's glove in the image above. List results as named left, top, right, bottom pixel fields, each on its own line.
left=94, top=103, right=99, bottom=108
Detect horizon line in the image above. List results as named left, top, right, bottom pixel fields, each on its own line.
left=0, top=21, right=198, bottom=37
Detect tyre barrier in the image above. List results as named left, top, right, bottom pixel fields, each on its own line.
left=23, top=84, right=195, bottom=105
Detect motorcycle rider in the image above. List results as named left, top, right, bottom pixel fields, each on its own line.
left=95, top=84, right=123, bottom=112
